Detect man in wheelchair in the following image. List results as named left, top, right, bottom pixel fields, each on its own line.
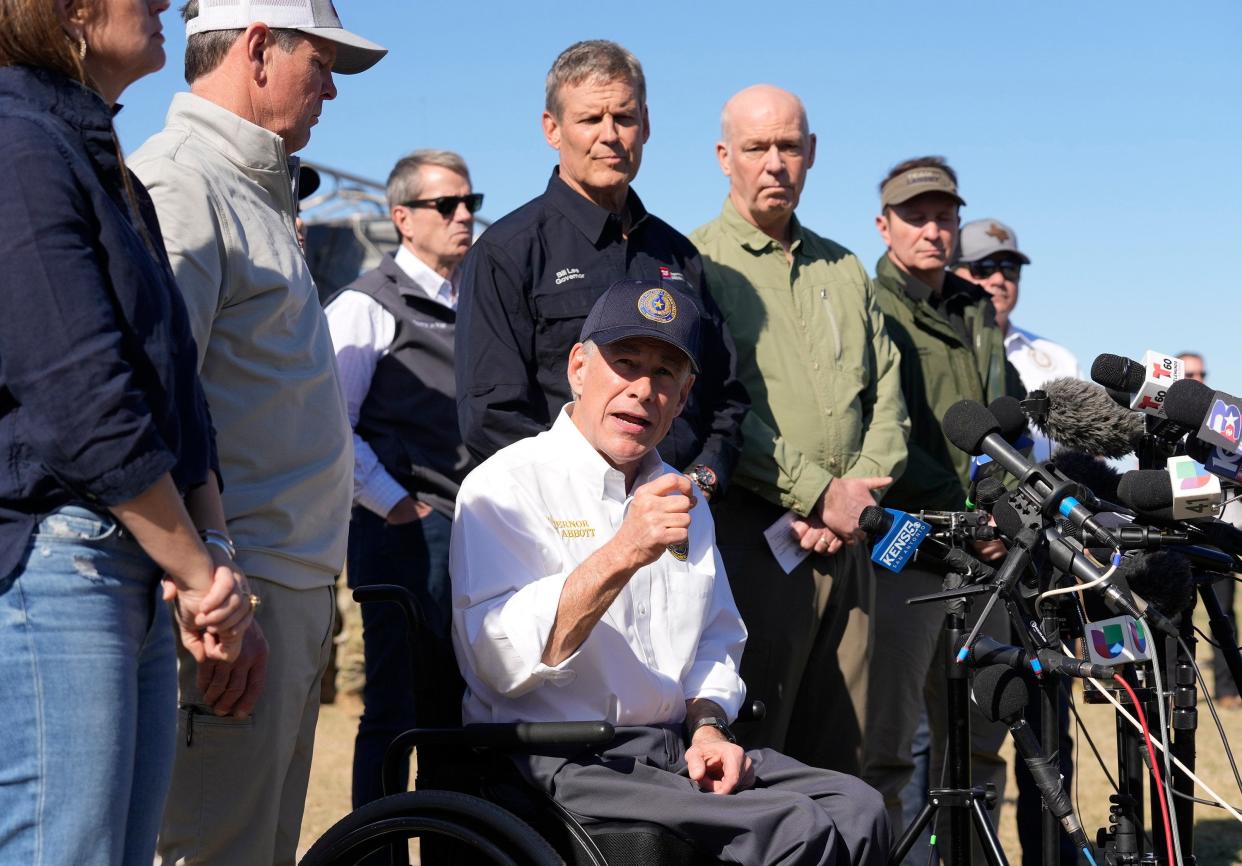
left=449, top=279, right=890, bottom=865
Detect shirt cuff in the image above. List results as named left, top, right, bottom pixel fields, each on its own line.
left=788, top=459, right=834, bottom=517
left=498, top=572, right=580, bottom=687
left=357, top=471, right=409, bottom=518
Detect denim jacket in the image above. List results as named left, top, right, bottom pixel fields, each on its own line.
left=0, top=65, right=217, bottom=579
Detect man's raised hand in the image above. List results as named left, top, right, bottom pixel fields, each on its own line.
left=613, top=473, right=696, bottom=569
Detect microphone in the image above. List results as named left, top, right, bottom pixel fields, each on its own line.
left=970, top=396, right=1031, bottom=482
left=972, top=665, right=1092, bottom=854
left=942, top=400, right=1115, bottom=547
left=1117, top=461, right=1222, bottom=520
left=1115, top=548, right=1196, bottom=623
left=1050, top=449, right=1124, bottom=506
left=1186, top=437, right=1242, bottom=485
left=1026, top=377, right=1143, bottom=459
left=1090, top=351, right=1185, bottom=417
left=859, top=506, right=994, bottom=580
left=965, top=635, right=1115, bottom=680
left=1163, top=377, right=1242, bottom=455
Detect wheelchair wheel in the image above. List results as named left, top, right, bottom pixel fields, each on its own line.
left=299, top=789, right=564, bottom=866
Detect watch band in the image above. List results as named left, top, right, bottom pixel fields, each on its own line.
left=690, top=715, right=736, bottom=744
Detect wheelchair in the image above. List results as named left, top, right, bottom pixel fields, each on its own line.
left=300, top=584, right=764, bottom=866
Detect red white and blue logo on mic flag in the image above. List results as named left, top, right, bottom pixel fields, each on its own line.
left=1199, top=391, right=1242, bottom=451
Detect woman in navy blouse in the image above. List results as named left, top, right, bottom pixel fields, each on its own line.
left=0, top=1, right=254, bottom=862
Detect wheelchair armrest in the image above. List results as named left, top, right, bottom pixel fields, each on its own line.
left=382, top=722, right=615, bottom=796
left=736, top=700, right=766, bottom=723
left=352, top=584, right=426, bottom=633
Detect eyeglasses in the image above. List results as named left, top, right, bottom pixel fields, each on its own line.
left=967, top=259, right=1023, bottom=281
left=400, top=194, right=485, bottom=216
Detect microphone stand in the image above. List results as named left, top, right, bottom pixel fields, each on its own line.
left=890, top=570, right=1009, bottom=866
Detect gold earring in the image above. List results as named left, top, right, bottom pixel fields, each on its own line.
left=78, top=35, right=87, bottom=60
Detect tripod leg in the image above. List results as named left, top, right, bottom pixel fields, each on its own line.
left=969, top=794, right=1011, bottom=866
left=890, top=802, right=938, bottom=866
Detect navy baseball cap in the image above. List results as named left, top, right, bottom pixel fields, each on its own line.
left=579, top=280, right=701, bottom=373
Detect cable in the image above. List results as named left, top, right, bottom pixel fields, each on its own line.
left=1111, top=673, right=1176, bottom=866
left=1068, top=653, right=1242, bottom=823
left=1179, top=636, right=1242, bottom=801
left=1147, top=651, right=1184, bottom=866
left=1035, top=550, right=1121, bottom=613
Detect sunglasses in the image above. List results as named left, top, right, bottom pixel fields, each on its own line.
left=967, top=259, right=1022, bottom=281
left=401, top=193, right=485, bottom=216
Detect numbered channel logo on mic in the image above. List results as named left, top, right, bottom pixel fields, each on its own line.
left=1165, top=455, right=1222, bottom=519
left=870, top=509, right=931, bottom=573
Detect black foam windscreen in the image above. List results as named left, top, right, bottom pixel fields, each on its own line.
left=1162, top=378, right=1215, bottom=429
left=943, top=400, right=1000, bottom=457
left=1115, top=550, right=1197, bottom=618
left=1034, top=378, right=1143, bottom=458
left=1186, top=438, right=1215, bottom=464
left=1051, top=449, right=1123, bottom=503
left=1117, top=470, right=1173, bottom=512
left=975, top=477, right=1008, bottom=510
left=971, top=663, right=1029, bottom=724
left=989, top=396, right=1029, bottom=444
left=858, top=505, right=889, bottom=539
left=992, top=493, right=1029, bottom=540
left=1091, top=353, right=1145, bottom=394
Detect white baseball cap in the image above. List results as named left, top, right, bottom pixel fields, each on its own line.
left=186, top=0, right=387, bottom=75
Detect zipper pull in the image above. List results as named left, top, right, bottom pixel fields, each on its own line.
left=183, top=704, right=196, bottom=747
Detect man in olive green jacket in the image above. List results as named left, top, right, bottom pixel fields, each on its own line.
left=866, top=156, right=1022, bottom=838
left=691, top=85, right=909, bottom=775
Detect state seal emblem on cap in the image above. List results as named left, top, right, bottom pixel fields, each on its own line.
left=637, top=288, right=677, bottom=324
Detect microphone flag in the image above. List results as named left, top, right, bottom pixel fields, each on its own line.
left=1130, top=350, right=1184, bottom=416
left=870, top=509, right=931, bottom=573
left=1165, top=455, right=1222, bottom=519
left=1198, top=390, right=1242, bottom=452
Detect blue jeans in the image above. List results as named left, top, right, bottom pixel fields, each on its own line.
left=347, top=506, right=461, bottom=809
left=0, top=505, right=176, bottom=866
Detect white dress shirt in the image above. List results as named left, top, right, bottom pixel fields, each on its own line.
left=450, top=407, right=748, bottom=727
left=324, top=247, right=457, bottom=517
left=1005, top=324, right=1084, bottom=462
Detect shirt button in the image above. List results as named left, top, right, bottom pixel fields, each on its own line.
left=638, top=603, right=647, bottom=617
left=812, top=361, right=819, bottom=371
left=825, top=409, right=833, bottom=416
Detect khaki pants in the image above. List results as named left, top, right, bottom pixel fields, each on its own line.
left=156, top=578, right=336, bottom=866
left=862, top=564, right=1008, bottom=848
left=715, top=487, right=875, bottom=775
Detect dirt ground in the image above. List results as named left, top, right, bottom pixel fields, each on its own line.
left=297, top=595, right=1242, bottom=864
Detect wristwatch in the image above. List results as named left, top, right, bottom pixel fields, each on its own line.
left=690, top=715, right=736, bottom=744
left=687, top=464, right=718, bottom=500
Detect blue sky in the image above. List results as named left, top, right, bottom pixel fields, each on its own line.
left=117, top=1, right=1242, bottom=392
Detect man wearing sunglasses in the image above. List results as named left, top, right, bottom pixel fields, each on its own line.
left=324, top=149, right=479, bottom=812
left=865, top=157, right=1021, bottom=844
left=953, top=219, right=1082, bottom=463
left=455, top=40, right=747, bottom=501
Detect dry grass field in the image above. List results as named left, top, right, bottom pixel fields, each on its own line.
left=298, top=595, right=1242, bottom=864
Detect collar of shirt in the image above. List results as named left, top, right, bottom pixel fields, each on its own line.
left=544, top=167, right=650, bottom=246
left=550, top=405, right=667, bottom=502
left=165, top=92, right=293, bottom=210
left=394, top=244, right=456, bottom=309
left=717, top=195, right=804, bottom=256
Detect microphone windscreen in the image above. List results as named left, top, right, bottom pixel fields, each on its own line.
left=1051, top=449, right=1123, bottom=503
left=971, top=663, right=1029, bottom=724
left=1186, top=438, right=1214, bottom=464
left=943, top=400, right=1000, bottom=457
left=989, top=396, right=1029, bottom=444
left=1162, top=378, right=1214, bottom=429
left=1114, top=550, right=1196, bottom=617
left=858, top=505, right=890, bottom=539
left=975, top=477, right=1008, bottom=510
left=1091, top=353, right=1145, bottom=394
left=992, top=493, right=1029, bottom=540
left=1033, top=377, right=1143, bottom=458
left=1117, top=470, right=1174, bottom=512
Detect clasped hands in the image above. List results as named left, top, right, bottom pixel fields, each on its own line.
left=789, top=475, right=892, bottom=556
left=165, top=544, right=269, bottom=719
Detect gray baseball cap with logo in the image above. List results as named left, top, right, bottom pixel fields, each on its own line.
left=957, top=219, right=1031, bottom=265
left=186, top=0, right=387, bottom=75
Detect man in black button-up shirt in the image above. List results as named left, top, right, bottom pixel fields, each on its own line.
left=456, top=39, right=747, bottom=497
